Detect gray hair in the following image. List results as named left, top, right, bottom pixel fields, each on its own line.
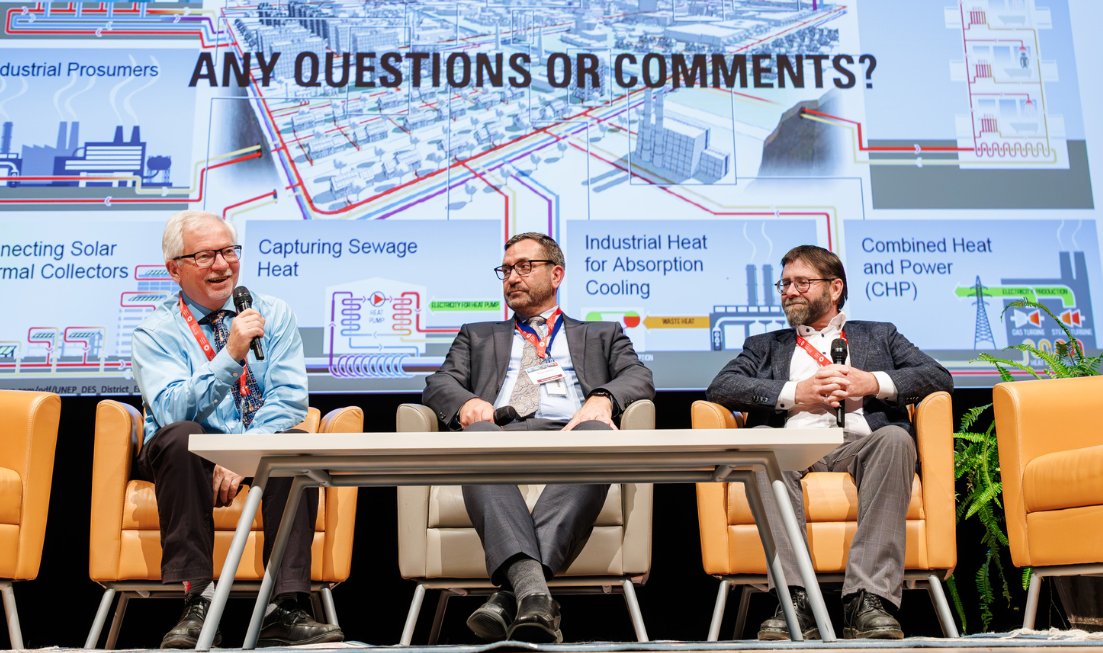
left=504, top=232, right=565, bottom=268
left=162, top=210, right=238, bottom=261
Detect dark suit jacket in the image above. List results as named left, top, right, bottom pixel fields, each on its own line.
left=423, top=315, right=655, bottom=429
left=705, top=320, right=952, bottom=435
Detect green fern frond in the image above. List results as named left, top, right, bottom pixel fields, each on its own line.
left=947, top=574, right=967, bottom=634
left=1022, top=567, right=1033, bottom=591
left=958, top=404, right=993, bottom=432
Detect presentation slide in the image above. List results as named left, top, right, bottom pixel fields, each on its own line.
left=1, top=0, right=1100, bottom=393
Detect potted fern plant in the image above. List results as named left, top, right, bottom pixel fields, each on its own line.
left=950, top=299, right=1102, bottom=632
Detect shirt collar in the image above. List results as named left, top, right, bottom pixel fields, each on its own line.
left=180, top=292, right=236, bottom=321
left=515, top=305, right=560, bottom=322
left=794, top=311, right=847, bottom=338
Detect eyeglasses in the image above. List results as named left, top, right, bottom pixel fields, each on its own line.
left=495, top=259, right=555, bottom=280
left=173, top=246, right=242, bottom=268
left=775, top=278, right=835, bottom=294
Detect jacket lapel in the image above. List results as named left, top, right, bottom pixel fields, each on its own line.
left=773, top=329, right=796, bottom=381
left=492, top=320, right=514, bottom=392
left=846, top=321, right=867, bottom=372
left=562, top=315, right=589, bottom=392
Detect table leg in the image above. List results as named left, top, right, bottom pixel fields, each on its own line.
left=728, top=471, right=801, bottom=641
left=243, top=474, right=311, bottom=650
left=763, top=460, right=837, bottom=642
left=196, top=483, right=266, bottom=651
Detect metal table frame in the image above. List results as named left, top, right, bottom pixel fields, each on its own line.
left=189, top=430, right=842, bottom=649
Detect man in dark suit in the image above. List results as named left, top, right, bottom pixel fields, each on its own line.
left=706, top=245, right=952, bottom=640
left=423, top=232, right=654, bottom=643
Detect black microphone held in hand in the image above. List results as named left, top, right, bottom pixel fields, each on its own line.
left=494, top=405, right=519, bottom=426
left=830, top=338, right=847, bottom=427
left=232, top=286, right=265, bottom=361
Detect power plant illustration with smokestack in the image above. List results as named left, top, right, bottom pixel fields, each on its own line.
left=710, top=263, right=788, bottom=350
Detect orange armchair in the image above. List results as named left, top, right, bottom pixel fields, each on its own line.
left=993, top=375, right=1103, bottom=628
left=86, top=404, right=362, bottom=649
left=693, top=393, right=958, bottom=640
left=0, top=390, right=61, bottom=650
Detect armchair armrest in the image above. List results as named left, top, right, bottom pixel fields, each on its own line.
left=0, top=390, right=60, bottom=580
left=90, top=400, right=142, bottom=581
left=691, top=400, right=740, bottom=576
left=319, top=406, right=362, bottom=582
left=914, top=391, right=955, bottom=573
left=620, top=400, right=655, bottom=430
left=398, top=403, right=439, bottom=432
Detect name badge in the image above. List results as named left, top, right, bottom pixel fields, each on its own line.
left=526, top=360, right=565, bottom=386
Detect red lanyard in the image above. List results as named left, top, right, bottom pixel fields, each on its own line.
left=515, top=308, right=562, bottom=359
left=795, top=330, right=847, bottom=368
left=178, top=295, right=250, bottom=396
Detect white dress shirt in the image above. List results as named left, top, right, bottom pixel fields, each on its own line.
left=493, top=305, right=583, bottom=421
left=775, top=312, right=897, bottom=437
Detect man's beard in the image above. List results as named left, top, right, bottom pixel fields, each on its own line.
left=783, top=288, right=834, bottom=327
left=505, top=280, right=554, bottom=315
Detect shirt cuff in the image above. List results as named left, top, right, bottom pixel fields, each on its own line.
left=873, top=371, right=898, bottom=401
left=211, top=348, right=246, bottom=386
left=776, top=381, right=798, bottom=410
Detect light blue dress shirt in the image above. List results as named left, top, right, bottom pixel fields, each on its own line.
left=492, top=306, right=583, bottom=421
left=131, top=290, right=309, bottom=444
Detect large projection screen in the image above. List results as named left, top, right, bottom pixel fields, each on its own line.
left=1, top=0, right=1100, bottom=394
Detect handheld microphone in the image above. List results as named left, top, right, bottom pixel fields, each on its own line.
left=494, top=405, right=519, bottom=426
left=232, top=286, right=265, bottom=361
left=830, top=338, right=847, bottom=427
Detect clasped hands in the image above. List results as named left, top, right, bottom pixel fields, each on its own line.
left=459, top=395, right=616, bottom=430
left=794, top=364, right=880, bottom=408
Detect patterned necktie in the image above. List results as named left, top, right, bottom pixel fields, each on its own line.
left=509, top=315, right=546, bottom=419
left=200, top=310, right=264, bottom=428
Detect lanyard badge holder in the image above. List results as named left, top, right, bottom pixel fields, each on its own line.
left=516, top=309, right=568, bottom=395
left=179, top=296, right=251, bottom=397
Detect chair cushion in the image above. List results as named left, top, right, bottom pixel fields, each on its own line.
left=429, top=484, right=623, bottom=528
left=725, top=472, right=923, bottom=524
left=0, top=467, right=21, bottom=525
left=1024, top=444, right=1103, bottom=513
left=121, top=481, right=325, bottom=531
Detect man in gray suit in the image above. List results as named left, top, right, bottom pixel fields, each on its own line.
left=423, top=232, right=654, bottom=644
left=706, top=245, right=952, bottom=640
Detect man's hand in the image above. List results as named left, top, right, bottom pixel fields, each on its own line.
left=562, top=395, right=617, bottom=431
left=213, top=464, right=245, bottom=508
left=459, top=397, right=495, bottom=428
left=794, top=365, right=880, bottom=408
left=226, top=308, right=265, bottom=362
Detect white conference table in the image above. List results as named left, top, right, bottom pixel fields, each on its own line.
left=189, top=427, right=843, bottom=649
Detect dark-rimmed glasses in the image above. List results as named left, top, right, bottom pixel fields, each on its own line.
left=495, top=259, right=554, bottom=280
left=173, top=246, right=242, bottom=268
left=775, top=278, right=835, bottom=294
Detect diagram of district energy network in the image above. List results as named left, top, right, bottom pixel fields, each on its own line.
left=0, top=0, right=1099, bottom=392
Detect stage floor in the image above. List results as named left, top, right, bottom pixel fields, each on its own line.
left=42, top=631, right=1103, bottom=653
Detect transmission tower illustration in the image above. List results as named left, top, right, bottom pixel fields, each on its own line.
left=973, top=276, right=996, bottom=350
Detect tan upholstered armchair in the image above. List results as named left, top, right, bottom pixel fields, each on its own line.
left=395, top=400, right=656, bottom=644
left=86, top=403, right=362, bottom=649
left=693, top=392, right=958, bottom=640
left=993, top=375, right=1103, bottom=628
left=0, top=390, right=61, bottom=650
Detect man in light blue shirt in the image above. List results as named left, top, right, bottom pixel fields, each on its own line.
left=423, top=233, right=654, bottom=644
left=130, top=210, right=341, bottom=649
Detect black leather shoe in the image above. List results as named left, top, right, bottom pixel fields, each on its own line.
left=506, top=594, right=562, bottom=643
left=160, top=596, right=221, bottom=649
left=466, top=591, right=517, bottom=642
left=843, top=591, right=903, bottom=639
left=257, top=600, right=344, bottom=647
left=757, top=587, right=820, bottom=641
